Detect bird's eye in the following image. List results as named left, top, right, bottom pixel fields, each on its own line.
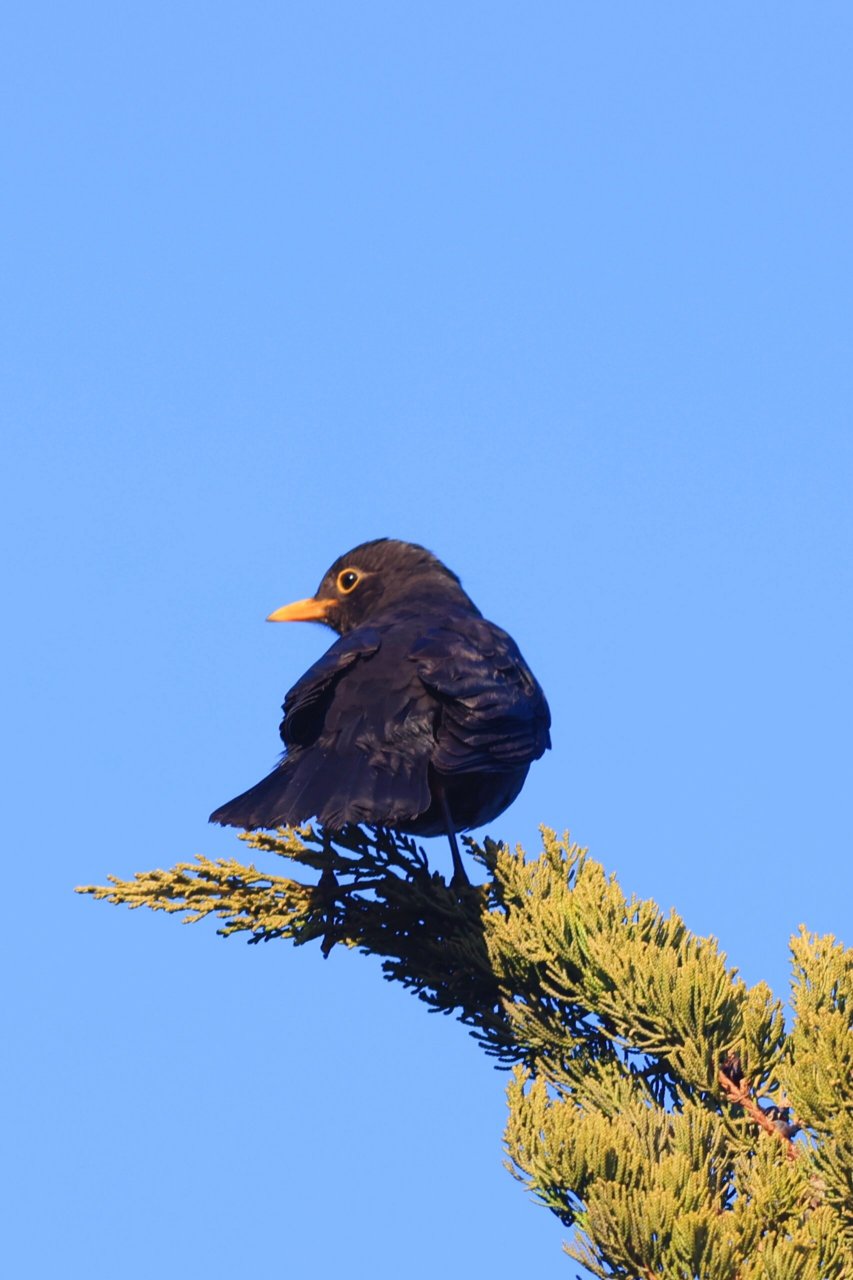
left=336, top=568, right=361, bottom=594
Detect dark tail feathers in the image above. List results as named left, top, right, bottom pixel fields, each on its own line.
left=209, top=766, right=293, bottom=831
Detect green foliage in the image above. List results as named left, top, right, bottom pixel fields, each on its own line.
left=79, top=826, right=853, bottom=1277
left=784, top=929, right=853, bottom=1251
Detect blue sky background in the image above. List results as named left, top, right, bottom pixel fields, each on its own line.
left=4, top=4, right=852, bottom=1276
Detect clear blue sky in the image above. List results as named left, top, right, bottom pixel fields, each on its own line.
left=5, top=5, right=852, bottom=1276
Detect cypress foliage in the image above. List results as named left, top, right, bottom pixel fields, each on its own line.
left=79, top=827, right=853, bottom=1277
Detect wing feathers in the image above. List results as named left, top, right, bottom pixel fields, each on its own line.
left=211, top=613, right=549, bottom=833
left=413, top=620, right=551, bottom=774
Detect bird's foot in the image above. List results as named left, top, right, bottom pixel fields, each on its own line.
left=449, top=862, right=471, bottom=892
left=318, top=863, right=339, bottom=896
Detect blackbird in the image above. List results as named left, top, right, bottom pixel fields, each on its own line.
left=210, top=539, right=551, bottom=881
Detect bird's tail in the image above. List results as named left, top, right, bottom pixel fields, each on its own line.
left=210, top=747, right=433, bottom=834
left=209, top=766, right=295, bottom=831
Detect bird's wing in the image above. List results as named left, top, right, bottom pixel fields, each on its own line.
left=281, top=627, right=382, bottom=747
left=277, top=624, right=434, bottom=829
left=413, top=620, right=551, bottom=774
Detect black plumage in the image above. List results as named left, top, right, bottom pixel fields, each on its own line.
left=210, top=539, right=551, bottom=880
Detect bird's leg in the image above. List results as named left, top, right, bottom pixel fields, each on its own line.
left=436, top=784, right=469, bottom=887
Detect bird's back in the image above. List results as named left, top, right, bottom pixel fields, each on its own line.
left=211, top=603, right=550, bottom=836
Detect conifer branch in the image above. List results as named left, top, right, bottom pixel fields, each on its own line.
left=717, top=1063, right=798, bottom=1158
left=78, top=824, right=853, bottom=1277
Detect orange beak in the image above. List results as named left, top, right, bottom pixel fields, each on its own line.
left=266, top=596, right=339, bottom=623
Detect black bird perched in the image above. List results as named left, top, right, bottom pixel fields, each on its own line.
left=210, top=539, right=551, bottom=882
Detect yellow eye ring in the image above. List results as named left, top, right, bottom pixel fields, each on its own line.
left=336, top=568, right=361, bottom=594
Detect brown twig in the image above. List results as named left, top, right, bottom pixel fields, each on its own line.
left=717, top=1067, right=797, bottom=1160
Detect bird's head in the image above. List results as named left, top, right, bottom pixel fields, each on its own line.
left=266, top=538, right=479, bottom=634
